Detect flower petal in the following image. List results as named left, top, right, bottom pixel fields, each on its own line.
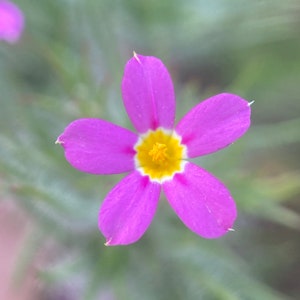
left=0, top=1, right=24, bottom=44
left=176, top=93, right=251, bottom=157
left=99, top=172, right=161, bottom=246
left=57, top=118, right=137, bottom=174
left=163, top=163, right=237, bottom=238
left=122, top=53, right=175, bottom=133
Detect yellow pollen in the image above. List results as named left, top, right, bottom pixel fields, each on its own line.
left=134, top=128, right=187, bottom=183
left=148, top=143, right=168, bottom=163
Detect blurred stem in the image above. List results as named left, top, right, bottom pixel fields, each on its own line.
left=26, top=34, right=74, bottom=92
left=13, top=227, right=44, bottom=287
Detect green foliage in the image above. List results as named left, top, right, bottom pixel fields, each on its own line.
left=1, top=0, right=299, bottom=299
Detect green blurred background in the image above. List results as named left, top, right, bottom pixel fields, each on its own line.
left=1, top=0, right=300, bottom=299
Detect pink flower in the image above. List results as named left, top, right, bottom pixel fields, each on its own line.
left=57, top=53, right=251, bottom=246
left=0, top=0, right=24, bottom=44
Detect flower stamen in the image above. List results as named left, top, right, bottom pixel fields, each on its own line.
left=148, top=142, right=168, bottom=164
left=134, top=128, right=187, bottom=183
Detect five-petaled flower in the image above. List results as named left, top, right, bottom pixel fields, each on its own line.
left=0, top=0, right=24, bottom=44
left=57, top=53, right=251, bottom=246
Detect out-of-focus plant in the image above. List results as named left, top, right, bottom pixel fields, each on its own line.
left=0, top=0, right=299, bottom=299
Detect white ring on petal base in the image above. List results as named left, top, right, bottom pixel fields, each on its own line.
left=134, top=128, right=188, bottom=183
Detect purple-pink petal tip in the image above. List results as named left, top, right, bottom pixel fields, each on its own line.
left=0, top=1, right=24, bottom=44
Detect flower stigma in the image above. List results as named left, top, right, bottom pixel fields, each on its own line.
left=148, top=142, right=168, bottom=163
left=134, top=128, right=187, bottom=183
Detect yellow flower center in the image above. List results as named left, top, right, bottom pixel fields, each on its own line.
left=134, top=128, right=187, bottom=183
left=148, top=143, right=168, bottom=163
